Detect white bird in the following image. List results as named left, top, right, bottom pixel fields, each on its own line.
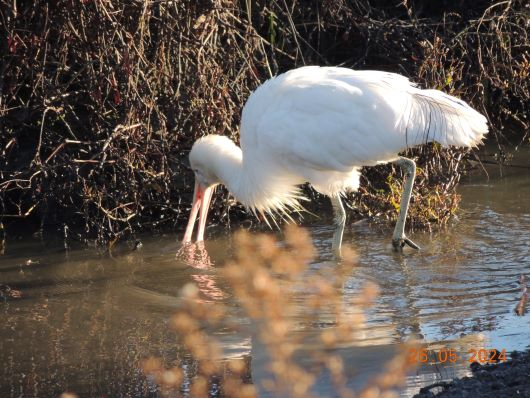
left=182, top=66, right=488, bottom=255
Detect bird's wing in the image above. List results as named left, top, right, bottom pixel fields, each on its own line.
left=240, top=67, right=410, bottom=174
left=240, top=66, right=487, bottom=176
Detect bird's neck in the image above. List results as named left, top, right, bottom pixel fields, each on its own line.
left=214, top=144, right=303, bottom=215
left=214, top=145, right=245, bottom=198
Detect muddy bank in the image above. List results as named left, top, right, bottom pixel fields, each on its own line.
left=414, top=349, right=530, bottom=398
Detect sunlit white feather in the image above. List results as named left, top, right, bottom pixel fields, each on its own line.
left=189, top=66, right=488, bottom=216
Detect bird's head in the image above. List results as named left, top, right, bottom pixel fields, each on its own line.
left=189, top=135, right=226, bottom=188
left=183, top=135, right=238, bottom=243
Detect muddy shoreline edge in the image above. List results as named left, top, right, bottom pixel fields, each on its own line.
left=414, top=349, right=530, bottom=397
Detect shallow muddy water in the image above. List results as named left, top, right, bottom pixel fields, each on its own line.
left=1, top=149, right=529, bottom=397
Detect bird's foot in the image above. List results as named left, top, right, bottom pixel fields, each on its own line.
left=392, top=236, right=420, bottom=251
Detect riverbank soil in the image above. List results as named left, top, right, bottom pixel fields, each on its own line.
left=414, top=350, right=530, bottom=398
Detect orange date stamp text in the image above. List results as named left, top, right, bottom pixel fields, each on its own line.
left=407, top=348, right=507, bottom=365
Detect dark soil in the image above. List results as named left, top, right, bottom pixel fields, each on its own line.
left=414, top=350, right=530, bottom=398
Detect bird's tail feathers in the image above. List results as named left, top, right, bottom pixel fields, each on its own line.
left=404, top=90, right=488, bottom=148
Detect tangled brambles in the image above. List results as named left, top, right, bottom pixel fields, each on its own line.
left=143, top=226, right=414, bottom=397
left=1, top=1, right=527, bottom=242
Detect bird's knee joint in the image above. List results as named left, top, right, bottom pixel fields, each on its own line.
left=395, top=157, right=415, bottom=170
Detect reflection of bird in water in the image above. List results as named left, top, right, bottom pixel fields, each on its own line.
left=182, top=66, right=488, bottom=255
left=176, top=242, right=225, bottom=302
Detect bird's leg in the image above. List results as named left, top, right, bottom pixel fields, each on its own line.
left=391, top=157, right=420, bottom=251
left=330, top=195, right=346, bottom=258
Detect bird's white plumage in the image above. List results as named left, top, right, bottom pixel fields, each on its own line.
left=189, top=66, right=488, bottom=216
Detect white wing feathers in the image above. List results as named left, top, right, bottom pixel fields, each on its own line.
left=239, top=66, right=488, bottom=200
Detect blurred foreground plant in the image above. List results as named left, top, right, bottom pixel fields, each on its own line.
left=143, top=226, right=413, bottom=397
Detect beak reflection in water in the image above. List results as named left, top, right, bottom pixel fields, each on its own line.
left=176, top=241, right=225, bottom=302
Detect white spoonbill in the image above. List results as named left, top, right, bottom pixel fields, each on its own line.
left=183, top=66, right=488, bottom=254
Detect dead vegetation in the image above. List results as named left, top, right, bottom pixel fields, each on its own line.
left=0, top=0, right=528, bottom=243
